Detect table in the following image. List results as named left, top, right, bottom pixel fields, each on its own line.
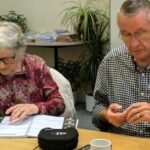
left=0, top=128, right=150, bottom=150
left=27, top=40, right=83, bottom=69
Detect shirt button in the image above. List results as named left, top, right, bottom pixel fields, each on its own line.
left=140, top=130, right=143, bottom=134
left=141, top=92, right=144, bottom=96
left=141, top=73, right=145, bottom=77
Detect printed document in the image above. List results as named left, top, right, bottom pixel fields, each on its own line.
left=0, top=115, right=64, bottom=137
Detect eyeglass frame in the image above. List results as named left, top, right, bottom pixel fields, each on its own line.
left=0, top=53, right=16, bottom=64
left=119, top=29, right=150, bottom=42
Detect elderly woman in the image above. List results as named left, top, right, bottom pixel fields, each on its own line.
left=0, top=21, right=65, bottom=123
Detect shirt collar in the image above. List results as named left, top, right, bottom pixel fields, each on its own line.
left=122, top=46, right=150, bottom=72
left=14, top=61, right=27, bottom=76
left=136, top=64, right=150, bottom=73
left=121, top=48, right=137, bottom=72
left=0, top=60, right=27, bottom=82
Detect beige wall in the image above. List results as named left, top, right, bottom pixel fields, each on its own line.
left=0, top=0, right=109, bottom=102
left=0, top=0, right=109, bottom=67
left=0, top=0, right=109, bottom=33
left=110, top=0, right=125, bottom=49
left=0, top=0, right=66, bottom=32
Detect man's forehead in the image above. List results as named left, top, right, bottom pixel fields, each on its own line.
left=117, top=10, right=150, bottom=31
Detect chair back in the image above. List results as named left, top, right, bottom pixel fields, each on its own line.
left=49, top=67, right=76, bottom=118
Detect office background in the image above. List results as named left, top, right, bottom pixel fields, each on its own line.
left=110, top=0, right=124, bottom=49
left=0, top=0, right=108, bottom=33
left=0, top=0, right=109, bottom=67
left=0, top=0, right=126, bottom=62
left=0, top=0, right=125, bottom=130
left=0, top=0, right=110, bottom=104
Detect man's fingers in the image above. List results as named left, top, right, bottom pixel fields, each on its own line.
left=125, top=102, right=150, bottom=123
left=128, top=111, right=146, bottom=124
left=109, top=103, right=122, bottom=112
left=125, top=102, right=148, bottom=115
left=126, top=108, right=142, bottom=120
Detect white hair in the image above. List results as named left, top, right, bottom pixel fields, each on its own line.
left=0, top=21, right=26, bottom=59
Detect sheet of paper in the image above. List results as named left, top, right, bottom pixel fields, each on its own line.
left=0, top=116, right=33, bottom=137
left=27, top=115, right=64, bottom=137
left=0, top=115, right=64, bottom=137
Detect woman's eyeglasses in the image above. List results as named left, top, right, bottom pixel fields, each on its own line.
left=0, top=54, right=16, bottom=64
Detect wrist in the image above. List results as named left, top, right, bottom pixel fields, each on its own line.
left=99, top=109, right=109, bottom=123
left=32, top=104, right=40, bottom=114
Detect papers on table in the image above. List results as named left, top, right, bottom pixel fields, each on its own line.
left=25, top=32, right=57, bottom=43
left=0, top=115, right=64, bottom=137
left=27, top=115, right=64, bottom=137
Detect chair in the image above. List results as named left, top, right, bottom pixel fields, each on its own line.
left=49, top=67, right=76, bottom=118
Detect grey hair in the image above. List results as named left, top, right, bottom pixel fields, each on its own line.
left=119, top=0, right=150, bottom=16
left=0, top=21, right=26, bottom=58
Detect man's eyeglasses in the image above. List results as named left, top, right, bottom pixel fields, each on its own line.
left=120, top=30, right=150, bottom=42
left=0, top=54, right=16, bottom=64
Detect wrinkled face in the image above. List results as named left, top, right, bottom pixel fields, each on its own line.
left=117, top=10, right=150, bottom=63
left=0, top=49, right=19, bottom=76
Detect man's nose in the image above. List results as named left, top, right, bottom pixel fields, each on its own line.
left=129, top=36, right=141, bottom=47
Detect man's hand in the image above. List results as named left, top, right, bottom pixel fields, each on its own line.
left=107, top=103, right=126, bottom=127
left=5, top=104, right=39, bottom=123
left=125, top=102, right=150, bottom=124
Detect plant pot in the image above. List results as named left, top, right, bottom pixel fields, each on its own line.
left=85, top=94, right=95, bottom=112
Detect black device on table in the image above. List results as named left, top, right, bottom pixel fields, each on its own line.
left=38, top=127, right=79, bottom=150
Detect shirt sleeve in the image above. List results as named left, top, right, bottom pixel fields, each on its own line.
left=34, top=64, right=65, bottom=116
left=92, top=59, right=110, bottom=129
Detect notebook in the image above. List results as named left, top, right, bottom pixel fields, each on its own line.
left=0, top=115, right=65, bottom=137
left=0, top=115, right=78, bottom=137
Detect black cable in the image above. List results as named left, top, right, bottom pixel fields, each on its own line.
left=32, top=145, right=39, bottom=150
left=77, top=144, right=90, bottom=150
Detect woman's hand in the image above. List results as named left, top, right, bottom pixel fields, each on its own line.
left=5, top=104, right=39, bottom=123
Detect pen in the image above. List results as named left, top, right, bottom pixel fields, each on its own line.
left=78, top=144, right=90, bottom=150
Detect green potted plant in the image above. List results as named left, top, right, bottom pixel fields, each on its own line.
left=0, top=10, right=29, bottom=33
left=61, top=0, right=110, bottom=111
left=58, top=57, right=81, bottom=104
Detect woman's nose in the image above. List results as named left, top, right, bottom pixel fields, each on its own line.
left=0, top=61, right=6, bottom=69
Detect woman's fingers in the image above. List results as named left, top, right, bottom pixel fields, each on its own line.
left=5, top=105, right=17, bottom=115
left=6, top=104, right=39, bottom=123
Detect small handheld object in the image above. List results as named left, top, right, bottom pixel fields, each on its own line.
left=78, top=144, right=90, bottom=150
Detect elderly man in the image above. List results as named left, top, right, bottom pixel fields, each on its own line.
left=93, top=0, right=150, bottom=138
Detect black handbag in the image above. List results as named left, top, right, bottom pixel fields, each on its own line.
left=38, top=127, right=79, bottom=150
